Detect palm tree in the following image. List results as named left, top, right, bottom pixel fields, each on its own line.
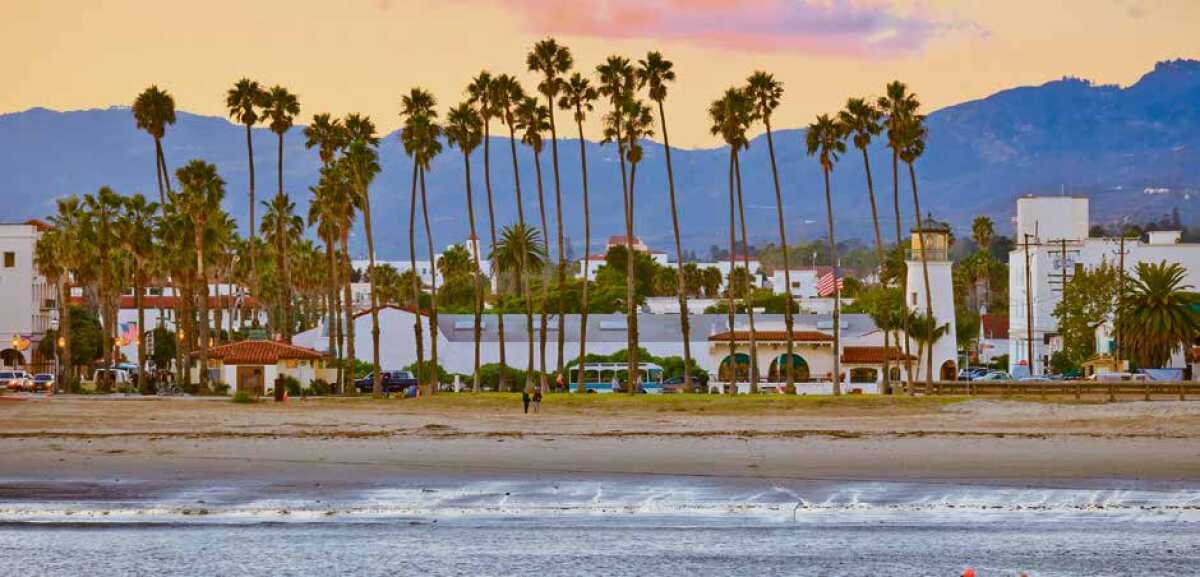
left=173, top=160, right=225, bottom=391
left=445, top=102, right=486, bottom=392
left=898, top=114, right=935, bottom=384
left=806, top=114, right=847, bottom=395
left=515, top=96, right=554, bottom=387
left=83, top=187, right=122, bottom=382
left=260, top=194, right=304, bottom=337
left=304, top=113, right=348, bottom=387
left=491, top=224, right=548, bottom=361
left=557, top=73, right=598, bottom=393
left=262, top=86, right=300, bottom=341
left=527, top=38, right=574, bottom=381
left=491, top=73, right=537, bottom=388
left=838, top=97, right=889, bottom=391
left=746, top=71, right=795, bottom=391
left=909, top=312, right=949, bottom=379
left=596, top=55, right=639, bottom=392
left=708, top=89, right=751, bottom=392
left=401, top=88, right=444, bottom=395
left=467, top=71, right=509, bottom=392
left=35, top=216, right=70, bottom=390
left=638, top=51, right=694, bottom=391
left=133, top=85, right=177, bottom=205
left=971, top=216, right=996, bottom=309
left=878, top=81, right=920, bottom=390
left=308, top=164, right=349, bottom=387
left=225, top=79, right=267, bottom=300
left=1116, top=261, right=1200, bottom=369
left=344, top=114, right=380, bottom=396
left=118, top=193, right=159, bottom=390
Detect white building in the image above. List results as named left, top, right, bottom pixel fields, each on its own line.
left=0, top=220, right=53, bottom=368
left=577, top=235, right=669, bottom=281
left=1008, top=196, right=1200, bottom=374
left=352, top=236, right=491, bottom=291
left=770, top=268, right=821, bottom=298
left=906, top=218, right=959, bottom=380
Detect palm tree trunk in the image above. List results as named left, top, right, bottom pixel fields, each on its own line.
left=822, top=167, right=841, bottom=396
left=658, top=101, right=693, bottom=392
left=909, top=161, right=935, bottom=384
left=419, top=166, right=440, bottom=395
left=861, top=146, right=890, bottom=393
left=58, top=278, right=72, bottom=392
left=461, top=153, right=483, bottom=393
left=725, top=150, right=739, bottom=392
left=245, top=124, right=259, bottom=320
left=575, top=115, right=592, bottom=394
left=277, top=133, right=293, bottom=343
left=136, top=267, right=146, bottom=392
left=545, top=93, right=567, bottom=383
left=359, top=189, right=380, bottom=398
left=533, top=148, right=550, bottom=391
left=325, top=235, right=338, bottom=388
left=482, top=123, right=507, bottom=392
left=626, top=160, right=640, bottom=394
left=153, top=138, right=166, bottom=207
left=194, top=222, right=209, bottom=391
left=340, top=233, right=357, bottom=395
left=504, top=117, right=534, bottom=390
left=892, top=149, right=914, bottom=393
left=763, top=118, right=793, bottom=391
left=733, top=152, right=759, bottom=393
left=407, top=162, right=426, bottom=393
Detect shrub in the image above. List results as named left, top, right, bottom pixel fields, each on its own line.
left=211, top=382, right=230, bottom=395
left=231, top=390, right=258, bottom=404
left=309, top=378, right=331, bottom=396
left=280, top=375, right=301, bottom=397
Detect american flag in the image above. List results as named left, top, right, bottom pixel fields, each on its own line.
left=816, top=270, right=843, bottom=297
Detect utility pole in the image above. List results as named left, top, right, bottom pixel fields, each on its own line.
left=1116, top=232, right=1128, bottom=369
left=1023, top=233, right=1036, bottom=376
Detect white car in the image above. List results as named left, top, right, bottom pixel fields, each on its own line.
left=0, top=370, right=34, bottom=392
left=972, top=371, right=1012, bottom=382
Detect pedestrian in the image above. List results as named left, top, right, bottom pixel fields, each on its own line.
left=522, top=387, right=531, bottom=414
left=555, top=372, right=564, bottom=392
left=532, top=387, right=543, bottom=413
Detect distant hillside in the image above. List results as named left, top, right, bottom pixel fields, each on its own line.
left=2, top=59, right=1199, bottom=258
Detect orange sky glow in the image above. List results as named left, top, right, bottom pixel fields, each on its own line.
left=5, top=0, right=1199, bottom=147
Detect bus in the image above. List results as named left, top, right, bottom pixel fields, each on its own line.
left=568, top=362, right=665, bottom=393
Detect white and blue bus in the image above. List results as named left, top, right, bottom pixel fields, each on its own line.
left=569, top=362, right=665, bottom=393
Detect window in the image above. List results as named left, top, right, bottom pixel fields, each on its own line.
left=3, top=252, right=13, bottom=268
left=911, top=292, right=918, bottom=306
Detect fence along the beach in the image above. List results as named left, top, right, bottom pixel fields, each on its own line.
left=909, top=380, right=1198, bottom=401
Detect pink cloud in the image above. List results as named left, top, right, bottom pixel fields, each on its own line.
left=467, top=0, right=967, bottom=56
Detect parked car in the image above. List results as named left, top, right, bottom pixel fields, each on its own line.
left=958, top=367, right=990, bottom=381
left=91, top=368, right=132, bottom=388
left=972, top=370, right=1012, bottom=382
left=354, top=370, right=419, bottom=394
left=32, top=373, right=55, bottom=392
left=0, top=370, right=33, bottom=392
left=661, top=374, right=709, bottom=394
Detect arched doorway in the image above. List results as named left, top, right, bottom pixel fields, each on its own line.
left=940, top=360, right=957, bottom=381
left=767, top=354, right=809, bottom=382
left=719, top=353, right=752, bottom=382
left=850, top=368, right=878, bottom=383
left=0, top=348, right=22, bottom=368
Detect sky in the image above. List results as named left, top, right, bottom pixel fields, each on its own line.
left=4, top=0, right=1200, bottom=148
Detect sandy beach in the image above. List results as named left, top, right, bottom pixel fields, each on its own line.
left=2, top=394, right=1199, bottom=488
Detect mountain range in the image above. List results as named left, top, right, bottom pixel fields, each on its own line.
left=2, top=59, right=1199, bottom=259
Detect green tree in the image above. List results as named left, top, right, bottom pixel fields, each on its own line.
left=1116, top=261, right=1200, bottom=368
left=133, top=85, right=177, bottom=205
left=806, top=113, right=847, bottom=395
left=226, top=78, right=268, bottom=296
left=173, top=160, right=225, bottom=391
left=117, top=193, right=159, bottom=386
left=909, top=312, right=949, bottom=380
left=878, top=81, right=920, bottom=388
left=1052, top=262, right=1120, bottom=365
left=491, top=224, right=547, bottom=390
left=343, top=114, right=380, bottom=395
left=445, top=102, right=486, bottom=391
left=401, top=87, right=444, bottom=394
left=262, top=85, right=300, bottom=341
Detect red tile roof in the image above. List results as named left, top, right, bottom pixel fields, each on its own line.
left=709, top=330, right=832, bottom=342
left=200, top=340, right=324, bottom=365
left=981, top=314, right=1009, bottom=340
left=70, top=295, right=259, bottom=310
left=841, top=346, right=917, bottom=364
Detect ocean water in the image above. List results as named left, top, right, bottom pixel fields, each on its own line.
left=1, top=476, right=1198, bottom=576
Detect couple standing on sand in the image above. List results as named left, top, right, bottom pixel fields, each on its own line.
left=522, top=386, right=542, bottom=414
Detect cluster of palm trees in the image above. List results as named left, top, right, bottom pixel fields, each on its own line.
left=38, top=36, right=947, bottom=396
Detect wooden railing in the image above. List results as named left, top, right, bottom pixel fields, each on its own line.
left=908, top=380, right=1200, bottom=401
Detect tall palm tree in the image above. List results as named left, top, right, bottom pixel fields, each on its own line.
left=467, top=71, right=509, bottom=392
left=596, top=55, right=639, bottom=392
left=746, top=71, right=796, bottom=391
left=838, top=97, right=889, bottom=391
left=806, top=114, right=847, bottom=395
left=36, top=218, right=69, bottom=390
left=83, top=187, right=123, bottom=381
left=343, top=114, right=380, bottom=395
left=1116, top=261, right=1200, bottom=368
left=173, top=160, right=225, bottom=391
left=308, top=164, right=349, bottom=387
left=225, top=79, right=267, bottom=300
left=557, top=73, right=598, bottom=393
left=305, top=113, right=347, bottom=166
left=909, top=312, right=949, bottom=378
left=118, top=193, right=159, bottom=390
left=708, top=90, right=749, bottom=392
left=491, top=73, right=537, bottom=388
left=878, top=81, right=920, bottom=389
left=445, top=102, right=486, bottom=392
left=516, top=96, right=553, bottom=387
left=133, top=85, right=177, bottom=205
left=262, top=86, right=300, bottom=341
left=527, top=38, right=574, bottom=380
left=304, top=113, right=348, bottom=387
left=491, top=224, right=547, bottom=362
left=401, top=88, right=444, bottom=394
left=260, top=194, right=303, bottom=335
left=638, top=51, right=694, bottom=391
left=898, top=114, right=935, bottom=384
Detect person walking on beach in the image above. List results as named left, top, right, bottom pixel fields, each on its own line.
left=555, top=372, right=564, bottom=392
left=522, top=387, right=532, bottom=414
left=532, top=387, right=543, bottom=414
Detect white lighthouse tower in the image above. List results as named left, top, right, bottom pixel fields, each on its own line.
left=905, top=216, right=958, bottom=380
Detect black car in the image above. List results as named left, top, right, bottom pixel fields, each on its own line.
left=354, top=370, right=419, bottom=394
